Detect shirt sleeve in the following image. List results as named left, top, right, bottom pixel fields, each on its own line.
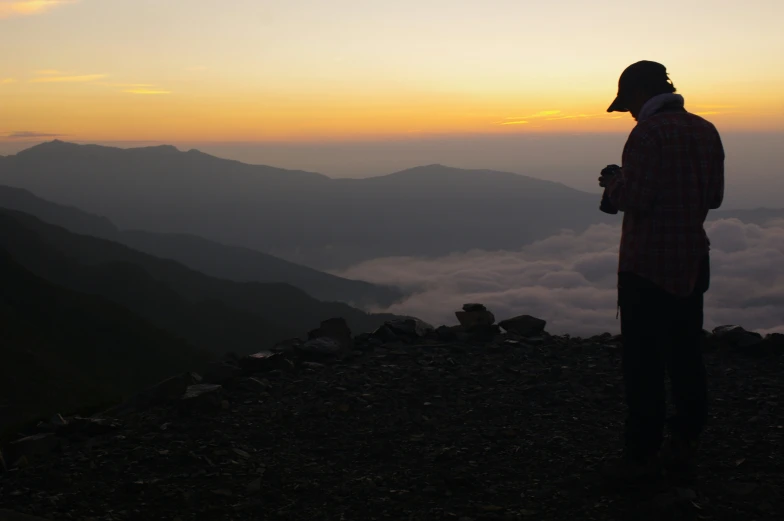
left=607, top=129, right=660, bottom=214
left=708, top=132, right=725, bottom=210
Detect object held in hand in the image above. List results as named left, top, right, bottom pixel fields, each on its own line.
left=599, top=164, right=620, bottom=215
left=601, top=164, right=622, bottom=178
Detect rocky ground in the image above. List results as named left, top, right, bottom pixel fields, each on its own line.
left=1, top=316, right=782, bottom=521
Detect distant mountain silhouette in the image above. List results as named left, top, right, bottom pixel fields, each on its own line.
left=0, top=185, right=403, bottom=307
left=0, top=183, right=117, bottom=237
left=0, top=209, right=400, bottom=357
left=0, top=248, right=213, bottom=436
left=2, top=142, right=777, bottom=269
left=0, top=141, right=617, bottom=268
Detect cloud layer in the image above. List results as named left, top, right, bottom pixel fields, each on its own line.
left=4, top=130, right=61, bottom=138
left=335, top=219, right=784, bottom=337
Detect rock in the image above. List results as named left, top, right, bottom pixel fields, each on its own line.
left=201, top=362, right=242, bottom=384
left=455, top=310, right=496, bottom=331
left=353, top=332, right=372, bottom=346
left=499, top=315, right=547, bottom=337
left=0, top=448, right=5, bottom=472
left=467, top=324, right=501, bottom=342
left=371, top=324, right=398, bottom=343
left=297, top=337, right=344, bottom=356
left=5, top=433, right=61, bottom=465
left=385, top=318, right=435, bottom=338
left=712, top=325, right=763, bottom=350
left=180, top=384, right=224, bottom=411
left=50, top=413, right=68, bottom=427
left=271, top=338, right=304, bottom=353
left=308, top=317, right=353, bottom=349
left=760, top=333, right=784, bottom=354
left=0, top=510, right=54, bottom=521
left=232, top=448, right=251, bottom=459
left=112, top=372, right=201, bottom=413
left=462, top=303, right=487, bottom=312
left=239, top=352, right=285, bottom=374
left=435, top=325, right=460, bottom=342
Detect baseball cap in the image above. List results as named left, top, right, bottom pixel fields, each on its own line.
left=607, top=60, right=672, bottom=112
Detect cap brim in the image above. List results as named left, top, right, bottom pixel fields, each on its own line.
left=607, top=95, right=629, bottom=113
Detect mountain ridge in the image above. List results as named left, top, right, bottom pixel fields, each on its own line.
left=0, top=141, right=617, bottom=268
left=0, top=208, right=401, bottom=357
left=2, top=141, right=781, bottom=270
left=0, top=184, right=403, bottom=306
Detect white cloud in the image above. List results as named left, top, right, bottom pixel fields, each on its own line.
left=335, top=219, right=784, bottom=337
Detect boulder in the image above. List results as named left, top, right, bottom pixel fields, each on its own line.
left=271, top=338, right=304, bottom=353
left=201, top=361, right=243, bottom=384
left=455, top=310, right=495, bottom=331
left=467, top=324, right=502, bottom=342
left=239, top=352, right=286, bottom=374
left=57, top=417, right=120, bottom=439
left=371, top=324, right=398, bottom=343
left=297, top=337, right=344, bottom=356
left=499, top=315, right=547, bottom=337
left=435, top=325, right=460, bottom=342
left=50, top=413, right=68, bottom=427
left=712, top=325, right=763, bottom=349
left=0, top=448, right=5, bottom=472
left=308, top=317, right=353, bottom=349
left=760, top=333, right=784, bottom=354
left=180, top=384, right=224, bottom=411
left=462, top=303, right=487, bottom=312
left=384, top=318, right=435, bottom=339
left=130, top=372, right=202, bottom=409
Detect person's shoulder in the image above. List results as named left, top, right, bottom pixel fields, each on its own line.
left=682, top=112, right=723, bottom=144
left=639, top=111, right=720, bottom=138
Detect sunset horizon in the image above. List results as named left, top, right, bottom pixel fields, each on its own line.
left=2, top=0, right=783, bottom=143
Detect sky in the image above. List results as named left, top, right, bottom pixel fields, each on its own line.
left=1, top=0, right=783, bottom=143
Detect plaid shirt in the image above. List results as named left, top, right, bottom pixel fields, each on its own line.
left=607, top=101, right=725, bottom=297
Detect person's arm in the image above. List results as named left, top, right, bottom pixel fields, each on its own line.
left=607, top=130, right=660, bottom=214
left=708, top=133, right=725, bottom=210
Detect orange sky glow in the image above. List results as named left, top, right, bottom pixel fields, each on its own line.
left=1, top=0, right=783, bottom=143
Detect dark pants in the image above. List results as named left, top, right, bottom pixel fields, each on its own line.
left=618, top=256, right=710, bottom=462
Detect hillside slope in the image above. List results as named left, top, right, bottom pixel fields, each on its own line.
left=0, top=249, right=212, bottom=435
left=0, top=185, right=402, bottom=306
left=0, top=209, right=399, bottom=356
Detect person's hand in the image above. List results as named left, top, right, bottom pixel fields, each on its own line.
left=598, top=165, right=621, bottom=188
left=598, top=175, right=615, bottom=188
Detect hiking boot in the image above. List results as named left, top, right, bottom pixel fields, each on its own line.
left=660, top=436, right=698, bottom=484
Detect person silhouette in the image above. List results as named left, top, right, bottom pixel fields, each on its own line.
left=599, top=60, right=725, bottom=484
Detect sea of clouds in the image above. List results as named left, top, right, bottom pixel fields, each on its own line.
left=335, top=218, right=784, bottom=337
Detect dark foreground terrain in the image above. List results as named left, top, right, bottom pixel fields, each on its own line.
left=1, top=323, right=782, bottom=521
